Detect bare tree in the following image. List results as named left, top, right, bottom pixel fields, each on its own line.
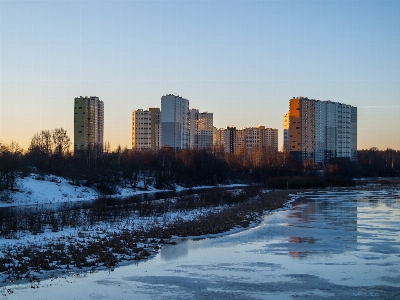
left=29, top=130, right=53, bottom=156
left=0, top=141, right=23, bottom=192
left=52, top=128, right=71, bottom=156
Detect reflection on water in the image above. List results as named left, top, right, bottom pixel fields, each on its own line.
left=160, top=240, right=189, bottom=261
left=289, top=191, right=359, bottom=231
left=289, top=236, right=317, bottom=244
left=7, top=189, right=400, bottom=299
left=282, top=192, right=360, bottom=260
left=285, top=190, right=400, bottom=260
left=288, top=236, right=319, bottom=258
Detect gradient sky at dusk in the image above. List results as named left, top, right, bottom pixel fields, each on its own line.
left=1, top=0, right=399, bottom=151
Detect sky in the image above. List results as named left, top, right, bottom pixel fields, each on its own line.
left=0, top=0, right=399, bottom=151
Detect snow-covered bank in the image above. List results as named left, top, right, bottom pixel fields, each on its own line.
left=4, top=189, right=400, bottom=300
left=1, top=174, right=248, bottom=208
left=0, top=175, right=286, bottom=286
left=0, top=203, right=230, bottom=285
left=0, top=174, right=155, bottom=208
left=0, top=174, right=98, bottom=207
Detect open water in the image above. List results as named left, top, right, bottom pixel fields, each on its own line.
left=5, top=189, right=400, bottom=299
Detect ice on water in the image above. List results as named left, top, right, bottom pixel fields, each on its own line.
left=6, top=189, right=400, bottom=299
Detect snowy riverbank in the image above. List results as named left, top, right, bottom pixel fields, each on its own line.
left=1, top=173, right=248, bottom=208
left=0, top=174, right=284, bottom=286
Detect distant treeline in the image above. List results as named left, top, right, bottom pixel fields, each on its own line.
left=1, top=129, right=400, bottom=194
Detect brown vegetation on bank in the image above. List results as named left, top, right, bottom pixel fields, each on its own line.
left=0, top=187, right=293, bottom=284
left=2, top=178, right=397, bottom=285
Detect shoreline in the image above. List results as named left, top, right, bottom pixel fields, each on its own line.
left=0, top=183, right=399, bottom=289
left=0, top=188, right=294, bottom=288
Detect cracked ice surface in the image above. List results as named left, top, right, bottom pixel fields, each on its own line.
left=5, top=189, right=400, bottom=299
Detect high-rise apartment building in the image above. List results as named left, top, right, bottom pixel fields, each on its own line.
left=350, top=107, right=358, bottom=160
left=213, top=127, right=236, bottom=154
left=132, top=108, right=160, bottom=151
left=235, top=128, right=247, bottom=154
left=189, top=109, right=213, bottom=149
left=227, top=126, right=236, bottom=153
left=74, top=96, right=104, bottom=151
left=213, top=127, right=226, bottom=152
left=261, top=127, right=279, bottom=151
left=235, top=126, right=278, bottom=154
left=149, top=107, right=161, bottom=151
left=286, top=97, right=357, bottom=164
left=161, top=94, right=189, bottom=149
left=213, top=126, right=277, bottom=154
left=283, top=113, right=290, bottom=152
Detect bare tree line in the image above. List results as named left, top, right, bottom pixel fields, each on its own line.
left=1, top=128, right=400, bottom=198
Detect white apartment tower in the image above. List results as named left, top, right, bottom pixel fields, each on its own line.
left=161, top=94, right=189, bottom=149
left=287, top=97, right=357, bottom=164
left=189, top=109, right=214, bottom=149
left=74, top=96, right=104, bottom=151
left=132, top=108, right=160, bottom=151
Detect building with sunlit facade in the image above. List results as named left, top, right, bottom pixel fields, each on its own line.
left=283, top=112, right=290, bottom=152
left=189, top=109, right=213, bottom=149
left=213, top=126, right=277, bottom=154
left=132, top=108, right=160, bottom=151
left=74, top=96, right=104, bottom=151
left=286, top=97, right=357, bottom=164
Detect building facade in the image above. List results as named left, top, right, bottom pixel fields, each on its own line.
left=189, top=109, right=214, bottom=149
left=149, top=107, right=161, bottom=151
left=213, top=126, right=236, bottom=153
left=261, top=127, right=279, bottom=151
left=213, top=127, right=226, bottom=152
left=74, top=96, right=104, bottom=151
left=132, top=108, right=160, bottom=151
left=213, top=126, right=278, bottom=154
left=235, top=126, right=278, bottom=154
left=287, top=97, right=357, bottom=164
left=283, top=112, right=290, bottom=152
left=350, top=107, right=358, bottom=160
left=161, top=94, right=189, bottom=149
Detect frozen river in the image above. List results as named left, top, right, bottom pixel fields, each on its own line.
left=5, top=189, right=400, bottom=299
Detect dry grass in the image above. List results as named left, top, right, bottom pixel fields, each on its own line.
left=0, top=188, right=293, bottom=284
